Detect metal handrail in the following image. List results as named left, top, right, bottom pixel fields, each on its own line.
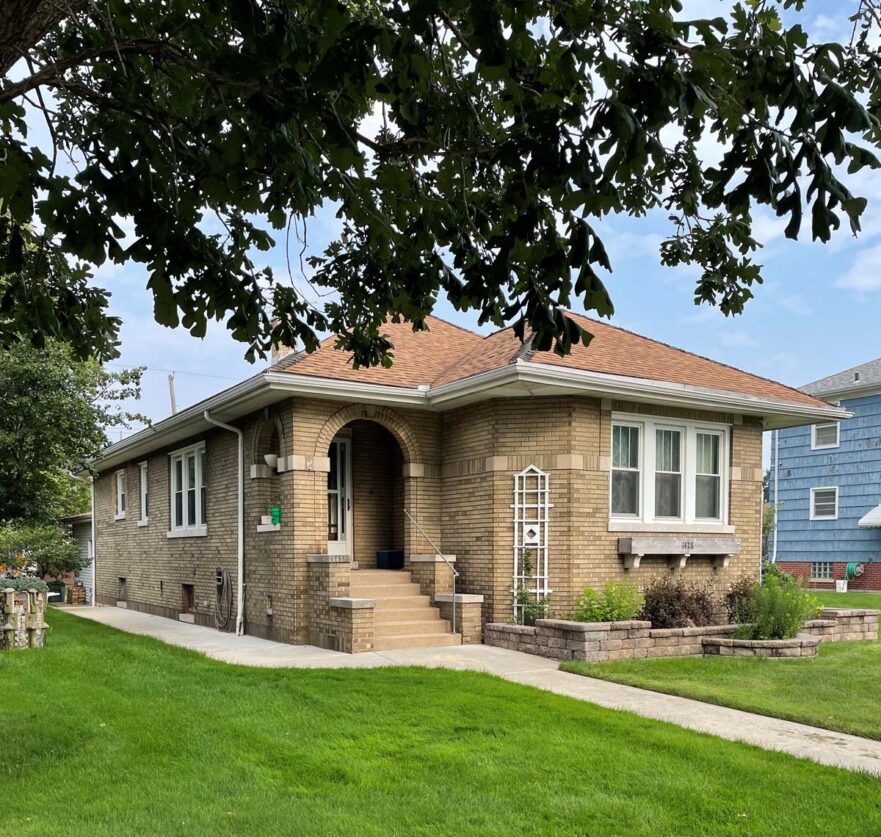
left=403, top=508, right=460, bottom=642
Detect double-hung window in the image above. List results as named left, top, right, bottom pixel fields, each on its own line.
left=810, top=486, right=838, bottom=521
left=169, top=443, right=207, bottom=536
left=138, top=461, right=149, bottom=525
left=811, top=422, right=840, bottom=450
left=114, top=469, right=126, bottom=520
left=611, top=424, right=641, bottom=516
left=610, top=415, right=729, bottom=527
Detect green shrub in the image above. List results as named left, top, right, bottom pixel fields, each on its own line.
left=725, top=574, right=755, bottom=624
left=641, top=577, right=716, bottom=628
left=761, top=560, right=793, bottom=584
left=0, top=520, right=84, bottom=580
left=512, top=549, right=551, bottom=626
left=0, top=577, right=49, bottom=593
left=734, top=575, right=821, bottom=640
left=574, top=580, right=644, bottom=622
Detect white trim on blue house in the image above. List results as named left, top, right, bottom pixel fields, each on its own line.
left=810, top=421, right=840, bottom=451
left=809, top=486, right=839, bottom=521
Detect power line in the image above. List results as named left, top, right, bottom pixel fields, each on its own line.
left=105, top=363, right=245, bottom=382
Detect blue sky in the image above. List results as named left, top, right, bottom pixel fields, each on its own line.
left=72, top=1, right=878, bottom=443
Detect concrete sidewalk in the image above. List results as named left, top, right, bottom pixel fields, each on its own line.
left=64, top=605, right=881, bottom=776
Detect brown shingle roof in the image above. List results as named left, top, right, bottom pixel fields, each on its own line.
left=273, top=312, right=827, bottom=409
left=273, top=316, right=483, bottom=388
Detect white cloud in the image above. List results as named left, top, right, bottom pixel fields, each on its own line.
left=834, top=242, right=881, bottom=292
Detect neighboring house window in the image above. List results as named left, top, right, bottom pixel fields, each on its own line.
left=810, top=486, right=839, bottom=521
left=811, top=561, right=834, bottom=580
left=138, top=461, right=149, bottom=524
left=610, top=416, right=729, bottom=526
left=114, top=469, right=126, bottom=520
left=611, top=424, right=641, bottom=517
left=811, top=422, right=840, bottom=450
left=169, top=443, right=207, bottom=536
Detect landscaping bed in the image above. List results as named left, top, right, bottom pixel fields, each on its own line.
left=4, top=611, right=881, bottom=835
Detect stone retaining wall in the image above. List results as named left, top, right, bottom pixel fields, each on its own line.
left=484, top=619, right=739, bottom=662
left=1, top=589, right=48, bottom=650
left=702, top=636, right=819, bottom=658
left=485, top=607, right=879, bottom=663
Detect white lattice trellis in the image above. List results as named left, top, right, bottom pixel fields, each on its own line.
left=512, top=465, right=552, bottom=619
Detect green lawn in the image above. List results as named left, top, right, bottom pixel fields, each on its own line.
left=563, top=591, right=881, bottom=741
left=2, top=613, right=879, bottom=836
left=814, top=589, right=881, bottom=609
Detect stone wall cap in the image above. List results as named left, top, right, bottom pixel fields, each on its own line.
left=328, top=597, right=375, bottom=609
left=535, top=618, right=613, bottom=632
left=804, top=619, right=837, bottom=628
left=702, top=635, right=818, bottom=648
left=821, top=607, right=880, bottom=617
left=434, top=592, right=483, bottom=603
left=306, top=554, right=352, bottom=564
left=485, top=622, right=536, bottom=635
left=609, top=620, right=653, bottom=629
left=410, top=554, right=456, bottom=563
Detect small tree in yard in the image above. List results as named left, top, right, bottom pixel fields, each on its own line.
left=0, top=521, right=85, bottom=581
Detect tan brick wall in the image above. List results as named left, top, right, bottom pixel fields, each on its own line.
left=96, top=392, right=763, bottom=646
left=95, top=402, right=298, bottom=642
left=441, top=397, right=763, bottom=624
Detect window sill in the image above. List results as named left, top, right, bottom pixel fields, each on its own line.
left=114, top=513, right=126, bottom=521
left=167, top=527, right=207, bottom=539
left=256, top=523, right=281, bottom=533
left=137, top=518, right=149, bottom=528
left=609, top=520, right=735, bottom=535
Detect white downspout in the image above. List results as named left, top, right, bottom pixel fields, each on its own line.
left=771, top=429, right=780, bottom=564
left=90, top=479, right=97, bottom=606
left=203, top=410, right=245, bottom=636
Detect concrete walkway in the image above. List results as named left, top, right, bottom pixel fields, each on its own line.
left=64, top=605, right=881, bottom=776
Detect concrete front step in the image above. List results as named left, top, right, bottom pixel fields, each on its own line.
left=350, top=583, right=423, bottom=598
left=374, top=607, right=440, bottom=624
left=375, top=619, right=451, bottom=637
left=361, top=594, right=433, bottom=609
left=372, top=632, right=462, bottom=651
left=351, top=570, right=412, bottom=584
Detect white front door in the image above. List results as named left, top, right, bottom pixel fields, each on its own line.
left=327, top=436, right=353, bottom=556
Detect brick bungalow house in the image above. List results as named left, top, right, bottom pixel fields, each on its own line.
left=90, top=313, right=843, bottom=652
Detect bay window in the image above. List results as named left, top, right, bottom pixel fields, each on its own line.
left=610, top=415, right=729, bottom=527
left=168, top=442, right=207, bottom=536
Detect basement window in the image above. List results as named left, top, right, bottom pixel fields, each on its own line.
left=811, top=561, right=834, bottom=581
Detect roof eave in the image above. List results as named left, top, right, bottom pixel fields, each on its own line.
left=429, top=360, right=850, bottom=427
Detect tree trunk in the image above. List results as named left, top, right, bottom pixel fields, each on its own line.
left=0, top=0, right=70, bottom=76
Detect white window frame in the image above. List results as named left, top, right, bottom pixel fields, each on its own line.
left=167, top=442, right=207, bottom=538
left=811, top=422, right=840, bottom=451
left=114, top=469, right=126, bottom=520
left=610, top=422, right=642, bottom=518
left=810, top=486, right=839, bottom=521
left=138, top=461, right=149, bottom=526
left=811, top=561, right=834, bottom=581
left=609, top=414, right=730, bottom=531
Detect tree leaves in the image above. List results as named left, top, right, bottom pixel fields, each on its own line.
left=1, top=0, right=880, bottom=365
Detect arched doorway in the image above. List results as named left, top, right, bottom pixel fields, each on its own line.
left=326, top=420, right=405, bottom=566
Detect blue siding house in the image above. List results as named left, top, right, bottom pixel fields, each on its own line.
left=770, top=359, right=881, bottom=589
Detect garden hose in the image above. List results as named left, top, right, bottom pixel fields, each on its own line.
left=214, top=567, right=233, bottom=631
left=846, top=562, right=865, bottom=581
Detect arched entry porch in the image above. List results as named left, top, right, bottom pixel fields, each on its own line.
left=326, top=419, right=405, bottom=567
